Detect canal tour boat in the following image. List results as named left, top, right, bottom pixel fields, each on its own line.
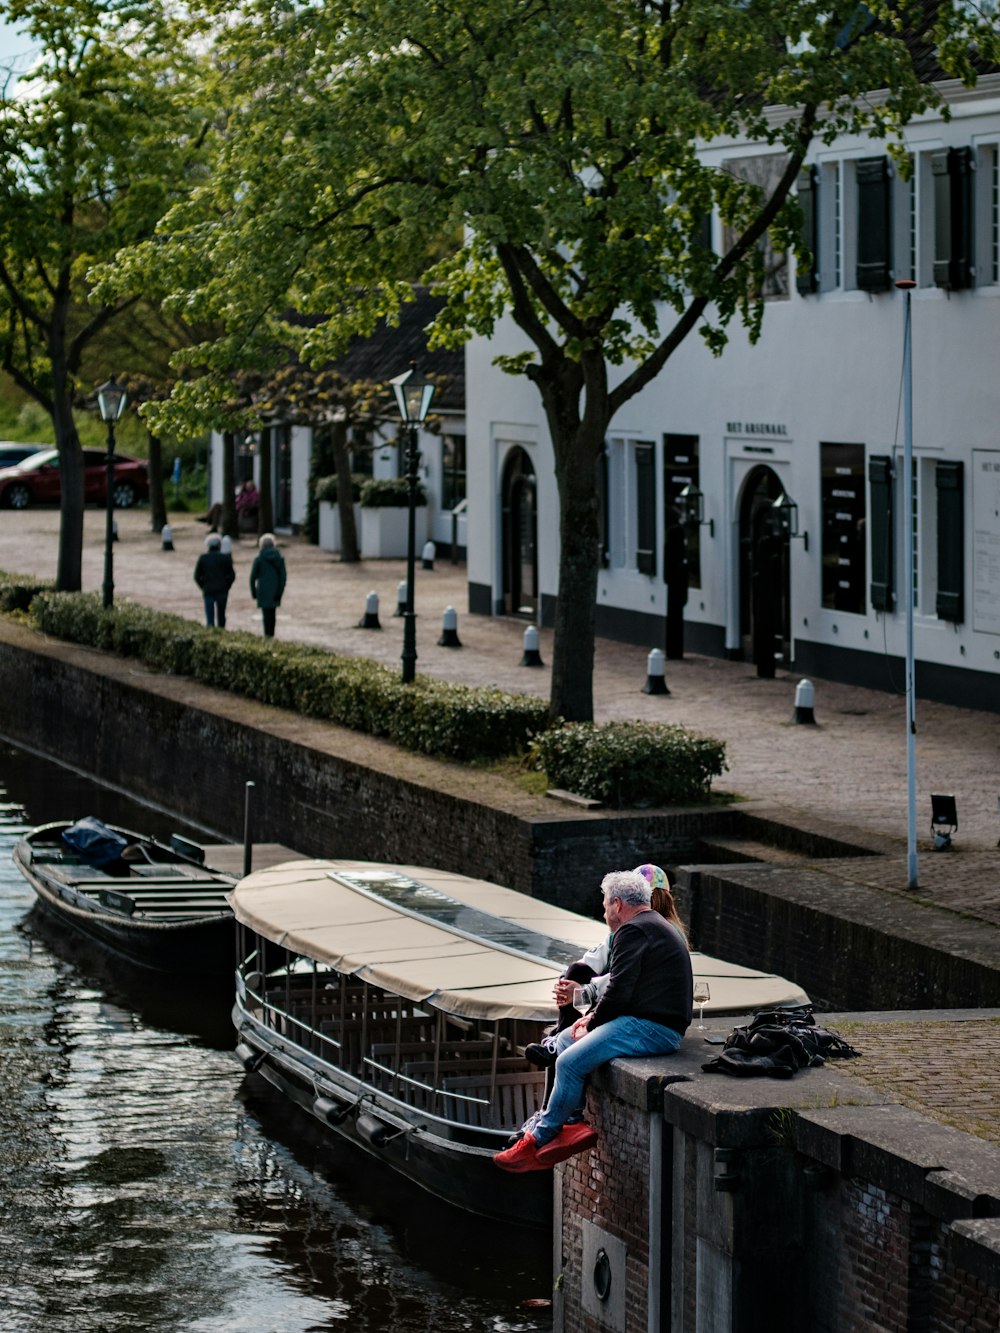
left=230, top=859, right=811, bottom=1228
left=14, top=818, right=237, bottom=975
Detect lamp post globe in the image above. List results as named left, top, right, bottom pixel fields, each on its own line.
left=97, top=378, right=128, bottom=610
left=388, top=363, right=434, bottom=684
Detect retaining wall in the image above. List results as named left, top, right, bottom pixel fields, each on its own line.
left=554, top=1048, right=1000, bottom=1333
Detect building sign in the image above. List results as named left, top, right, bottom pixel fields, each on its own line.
left=973, top=450, right=1000, bottom=635
left=726, top=422, right=790, bottom=437
left=821, top=442, right=866, bottom=615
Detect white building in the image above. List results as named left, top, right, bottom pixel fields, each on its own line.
left=465, top=74, right=1000, bottom=709
left=207, top=292, right=467, bottom=556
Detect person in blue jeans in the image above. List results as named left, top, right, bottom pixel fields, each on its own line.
left=193, top=534, right=236, bottom=628
left=494, top=868, right=692, bottom=1172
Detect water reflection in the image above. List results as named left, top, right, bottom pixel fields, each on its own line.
left=0, top=743, right=552, bottom=1332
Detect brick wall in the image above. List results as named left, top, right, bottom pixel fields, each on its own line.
left=554, top=1050, right=1000, bottom=1333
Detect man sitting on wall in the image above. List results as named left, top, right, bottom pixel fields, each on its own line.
left=494, top=868, right=692, bottom=1171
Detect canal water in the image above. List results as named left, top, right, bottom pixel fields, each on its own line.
left=0, top=742, right=552, bottom=1333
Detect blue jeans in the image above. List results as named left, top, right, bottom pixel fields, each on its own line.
left=534, top=1016, right=683, bottom=1146
left=204, top=593, right=228, bottom=627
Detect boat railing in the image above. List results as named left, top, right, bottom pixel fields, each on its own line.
left=362, top=1056, right=491, bottom=1107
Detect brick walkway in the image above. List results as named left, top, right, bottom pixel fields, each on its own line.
left=4, top=506, right=1000, bottom=1145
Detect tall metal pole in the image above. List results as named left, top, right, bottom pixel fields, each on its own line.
left=897, top=279, right=918, bottom=889
left=401, top=423, right=419, bottom=683
left=102, top=418, right=116, bottom=610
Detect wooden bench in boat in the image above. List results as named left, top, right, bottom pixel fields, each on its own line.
left=439, top=1071, right=544, bottom=1130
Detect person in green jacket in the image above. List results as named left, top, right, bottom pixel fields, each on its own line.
left=249, top=533, right=287, bottom=638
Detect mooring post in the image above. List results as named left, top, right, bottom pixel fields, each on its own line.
left=243, top=780, right=255, bottom=878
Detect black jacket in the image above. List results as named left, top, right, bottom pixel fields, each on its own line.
left=194, top=550, right=236, bottom=597
left=590, top=911, right=692, bottom=1036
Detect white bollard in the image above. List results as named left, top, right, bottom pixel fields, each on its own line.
left=359, top=590, right=381, bottom=629
left=111, top=519, right=119, bottom=544
left=394, top=580, right=408, bottom=617
left=520, top=625, right=544, bottom=668
left=437, top=606, right=462, bottom=648
left=641, top=647, right=670, bottom=695
left=161, top=523, right=174, bottom=551
left=791, top=678, right=816, bottom=724
left=220, top=535, right=233, bottom=555
left=421, top=540, right=436, bottom=571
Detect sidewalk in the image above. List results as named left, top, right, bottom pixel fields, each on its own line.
left=4, top=507, right=999, bottom=852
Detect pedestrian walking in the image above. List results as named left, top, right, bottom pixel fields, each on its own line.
left=249, top=533, right=286, bottom=638
left=193, top=533, right=235, bottom=628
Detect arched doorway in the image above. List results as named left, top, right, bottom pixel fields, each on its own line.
left=501, top=448, right=538, bottom=618
left=738, top=465, right=791, bottom=673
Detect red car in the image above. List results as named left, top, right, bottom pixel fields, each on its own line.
left=0, top=448, right=149, bottom=509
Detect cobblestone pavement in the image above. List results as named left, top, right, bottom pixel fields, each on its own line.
left=4, top=507, right=998, bottom=852
left=3, top=507, right=1000, bottom=1146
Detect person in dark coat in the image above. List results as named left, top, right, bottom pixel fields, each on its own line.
left=249, top=533, right=287, bottom=638
left=193, top=533, right=236, bottom=628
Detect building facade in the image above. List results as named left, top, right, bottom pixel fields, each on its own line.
left=465, top=75, right=1000, bottom=707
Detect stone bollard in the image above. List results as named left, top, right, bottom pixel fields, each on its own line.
left=421, top=540, right=436, bottom=571
left=161, top=524, right=174, bottom=551
left=641, top=647, right=670, bottom=695
left=520, top=625, right=544, bottom=667
left=394, top=580, right=408, bottom=617
left=359, top=591, right=381, bottom=629
left=437, top=606, right=462, bottom=648
left=791, top=678, right=816, bottom=724
left=220, top=535, right=233, bottom=555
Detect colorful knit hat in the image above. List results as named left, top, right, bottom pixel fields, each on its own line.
left=634, top=863, right=669, bottom=892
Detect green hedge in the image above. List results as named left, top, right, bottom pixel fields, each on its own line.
left=313, top=473, right=366, bottom=505
left=0, top=573, right=55, bottom=613
left=28, top=592, right=548, bottom=762
left=359, top=477, right=426, bottom=508
left=529, top=720, right=727, bottom=807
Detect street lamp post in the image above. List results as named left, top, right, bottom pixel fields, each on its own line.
left=97, top=378, right=128, bottom=610
left=389, top=363, right=435, bottom=684
left=895, top=278, right=918, bottom=890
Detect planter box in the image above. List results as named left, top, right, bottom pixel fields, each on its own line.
left=360, top=504, right=426, bottom=559
left=318, top=500, right=361, bottom=554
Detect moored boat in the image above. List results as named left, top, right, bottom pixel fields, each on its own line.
left=14, top=818, right=237, bottom=975
left=230, top=859, right=810, bottom=1228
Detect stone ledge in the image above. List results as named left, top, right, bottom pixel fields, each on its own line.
left=951, top=1219, right=1000, bottom=1288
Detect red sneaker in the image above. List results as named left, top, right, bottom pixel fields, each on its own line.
left=535, top=1122, right=598, bottom=1166
left=493, top=1133, right=550, bottom=1173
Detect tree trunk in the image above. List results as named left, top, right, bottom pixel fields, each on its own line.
left=147, top=431, right=167, bottom=532
left=333, top=420, right=360, bottom=562
left=259, top=426, right=273, bottom=534
left=221, top=431, right=238, bottom=536
left=549, top=446, right=601, bottom=721
left=51, top=354, right=84, bottom=591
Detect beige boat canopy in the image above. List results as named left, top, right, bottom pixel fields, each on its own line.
left=229, top=860, right=809, bottom=1023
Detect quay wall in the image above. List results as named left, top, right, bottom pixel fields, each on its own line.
left=2, top=624, right=1000, bottom=1013
left=555, top=1049, right=1000, bottom=1333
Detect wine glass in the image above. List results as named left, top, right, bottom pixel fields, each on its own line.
left=693, top=981, right=711, bottom=1030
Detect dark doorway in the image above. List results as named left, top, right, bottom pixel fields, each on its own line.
left=501, top=448, right=538, bottom=618
left=274, top=425, right=293, bottom=529
left=738, top=466, right=791, bottom=670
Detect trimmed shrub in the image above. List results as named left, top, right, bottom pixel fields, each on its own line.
left=313, top=473, right=365, bottom=504
left=26, top=592, right=548, bottom=763
left=529, top=720, right=726, bottom=807
left=0, top=573, right=54, bottom=613
left=359, top=477, right=426, bottom=508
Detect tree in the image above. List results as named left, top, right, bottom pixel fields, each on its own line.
left=129, top=0, right=996, bottom=717
left=0, top=0, right=211, bottom=590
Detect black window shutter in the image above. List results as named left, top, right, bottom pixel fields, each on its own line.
left=635, top=442, right=656, bottom=575
left=796, top=166, right=819, bottom=294
left=596, top=443, right=609, bottom=568
left=936, top=461, right=964, bottom=622
left=868, top=455, right=894, bottom=611
left=932, top=148, right=974, bottom=291
left=856, top=157, right=892, bottom=292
